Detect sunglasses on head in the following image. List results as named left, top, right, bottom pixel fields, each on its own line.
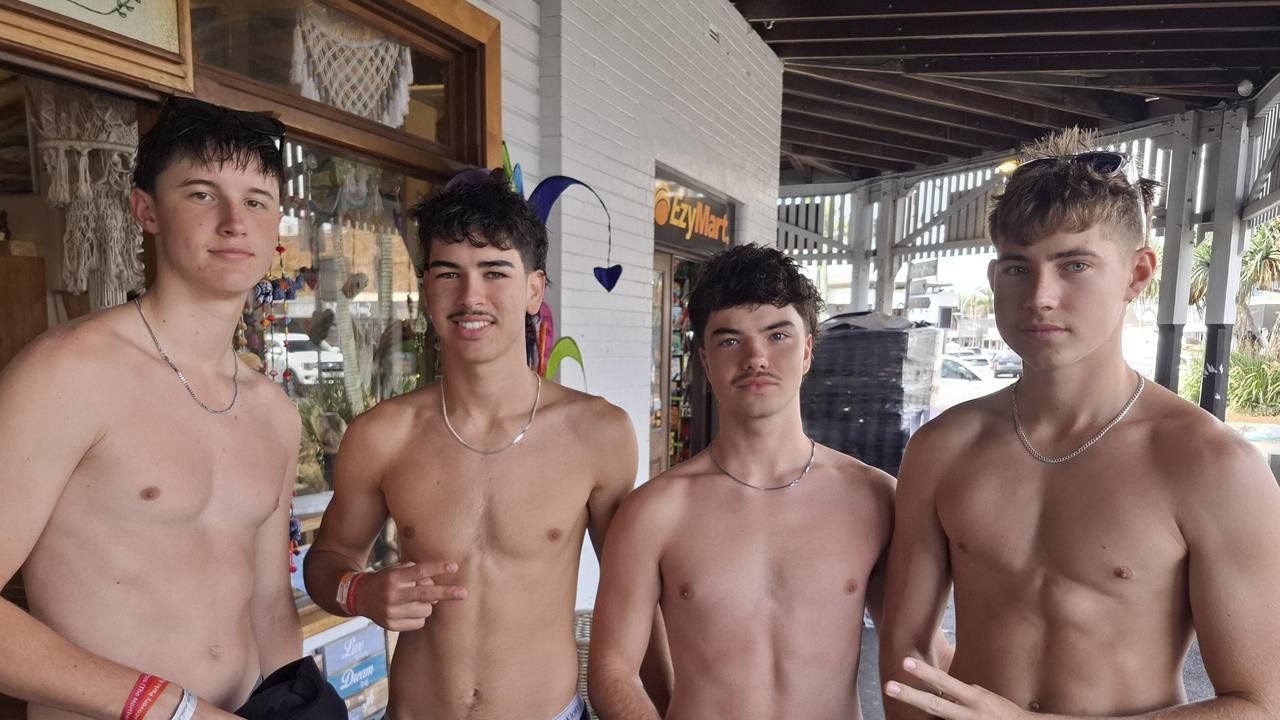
left=1015, top=150, right=1138, bottom=185
left=1015, top=150, right=1150, bottom=235
left=161, top=96, right=286, bottom=139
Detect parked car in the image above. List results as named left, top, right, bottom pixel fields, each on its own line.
left=265, top=333, right=343, bottom=390
left=947, top=347, right=992, bottom=370
left=934, top=354, right=996, bottom=410
left=993, top=350, right=1024, bottom=378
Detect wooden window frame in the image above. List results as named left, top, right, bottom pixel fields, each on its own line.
left=194, top=0, right=500, bottom=181
left=0, top=0, right=194, bottom=94
left=0, top=0, right=500, bottom=178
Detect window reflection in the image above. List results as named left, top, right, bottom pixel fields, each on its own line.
left=246, top=140, right=434, bottom=496
left=192, top=1, right=448, bottom=143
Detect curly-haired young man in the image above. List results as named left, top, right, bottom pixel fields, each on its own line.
left=305, top=170, right=644, bottom=720
left=588, top=244, right=921, bottom=719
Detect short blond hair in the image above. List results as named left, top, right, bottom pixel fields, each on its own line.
left=988, top=128, right=1158, bottom=249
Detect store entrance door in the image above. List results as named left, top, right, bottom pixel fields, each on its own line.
left=650, top=251, right=715, bottom=478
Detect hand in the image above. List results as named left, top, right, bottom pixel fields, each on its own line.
left=355, top=561, right=467, bottom=632
left=885, top=657, right=1031, bottom=720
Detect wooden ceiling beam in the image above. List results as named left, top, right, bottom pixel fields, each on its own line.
left=782, top=141, right=914, bottom=172
left=771, top=32, right=1280, bottom=60
left=885, top=74, right=1147, bottom=121
left=928, top=68, right=1273, bottom=89
left=752, top=6, right=1276, bottom=37
left=734, top=0, right=1280, bottom=22
left=783, top=94, right=1014, bottom=151
left=782, top=127, right=950, bottom=165
left=787, top=72, right=1045, bottom=140
left=904, top=51, right=1280, bottom=74
left=795, top=67, right=1101, bottom=129
left=781, top=110, right=980, bottom=157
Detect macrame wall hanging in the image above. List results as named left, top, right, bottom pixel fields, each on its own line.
left=291, top=4, right=414, bottom=129
left=26, top=77, right=142, bottom=311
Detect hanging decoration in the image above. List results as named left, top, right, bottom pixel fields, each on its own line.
left=527, top=175, right=620, bottom=292
left=442, top=143, right=610, bottom=384
left=25, top=77, right=142, bottom=310
left=291, top=4, right=414, bottom=129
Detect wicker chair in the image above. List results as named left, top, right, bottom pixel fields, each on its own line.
left=574, top=610, right=598, bottom=720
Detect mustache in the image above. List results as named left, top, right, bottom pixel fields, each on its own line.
left=446, top=310, right=498, bottom=322
left=732, top=371, right=781, bottom=384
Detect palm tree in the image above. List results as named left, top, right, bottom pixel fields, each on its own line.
left=1187, top=221, right=1280, bottom=352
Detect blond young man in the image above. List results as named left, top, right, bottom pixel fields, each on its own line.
left=880, top=138, right=1280, bottom=719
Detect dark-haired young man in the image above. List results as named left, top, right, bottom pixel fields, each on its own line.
left=0, top=97, right=302, bottom=719
left=880, top=141, right=1280, bottom=719
left=305, top=171, right=640, bottom=720
left=588, top=244, right=908, bottom=720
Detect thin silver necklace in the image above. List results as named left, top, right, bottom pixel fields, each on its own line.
left=709, top=438, right=816, bottom=491
left=1012, top=372, right=1144, bottom=464
left=134, top=297, right=239, bottom=414
left=441, top=374, right=541, bottom=455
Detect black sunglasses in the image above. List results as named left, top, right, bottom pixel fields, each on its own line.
left=1015, top=150, right=1137, bottom=184
left=161, top=96, right=286, bottom=139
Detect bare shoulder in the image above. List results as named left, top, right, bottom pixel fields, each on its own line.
left=1, top=307, right=138, bottom=404
left=616, top=454, right=708, bottom=521
left=1139, top=383, right=1276, bottom=501
left=900, top=388, right=1008, bottom=474
left=544, top=380, right=635, bottom=446
left=340, top=383, right=436, bottom=454
left=237, top=365, right=301, bottom=434
left=819, top=444, right=895, bottom=490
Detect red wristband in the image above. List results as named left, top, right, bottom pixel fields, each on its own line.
left=346, top=571, right=369, bottom=616
left=121, top=674, right=169, bottom=720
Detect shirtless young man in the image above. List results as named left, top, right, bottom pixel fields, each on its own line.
left=588, top=244, right=907, bottom=720
left=880, top=141, right=1280, bottom=719
left=304, top=170, right=639, bottom=720
left=0, top=97, right=302, bottom=719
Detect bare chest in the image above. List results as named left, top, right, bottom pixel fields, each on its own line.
left=661, top=492, right=886, bottom=619
left=937, top=459, right=1187, bottom=596
left=59, top=394, right=289, bottom=533
left=381, top=439, right=596, bottom=564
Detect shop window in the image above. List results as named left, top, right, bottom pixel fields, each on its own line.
left=191, top=1, right=449, bottom=145
left=255, top=140, right=432, bottom=496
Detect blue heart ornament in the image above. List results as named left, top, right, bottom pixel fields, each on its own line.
left=593, top=264, right=623, bottom=292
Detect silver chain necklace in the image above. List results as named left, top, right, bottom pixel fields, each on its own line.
left=441, top=374, right=541, bottom=455
left=1012, top=372, right=1144, bottom=464
left=709, top=438, right=816, bottom=491
left=134, top=297, right=239, bottom=414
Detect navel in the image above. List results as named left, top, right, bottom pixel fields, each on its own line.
left=546, top=528, right=563, bottom=542
left=208, top=644, right=223, bottom=658
left=402, top=525, right=416, bottom=539
left=678, top=583, right=695, bottom=600
left=139, top=486, right=160, bottom=501
left=1114, top=566, right=1133, bottom=580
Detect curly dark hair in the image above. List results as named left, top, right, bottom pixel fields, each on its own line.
left=132, top=102, right=283, bottom=195
left=688, top=244, right=823, bottom=347
left=411, top=169, right=548, bottom=275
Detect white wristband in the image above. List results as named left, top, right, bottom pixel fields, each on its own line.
left=168, top=689, right=197, bottom=720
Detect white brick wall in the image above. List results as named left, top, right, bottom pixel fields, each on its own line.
left=473, top=0, right=783, bottom=607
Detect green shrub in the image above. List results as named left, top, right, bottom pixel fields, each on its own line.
left=1227, top=351, right=1280, bottom=416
